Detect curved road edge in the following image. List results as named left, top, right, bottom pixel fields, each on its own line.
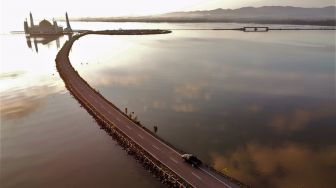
left=55, top=30, right=248, bottom=188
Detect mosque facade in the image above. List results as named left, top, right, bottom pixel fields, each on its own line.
left=24, top=12, right=72, bottom=35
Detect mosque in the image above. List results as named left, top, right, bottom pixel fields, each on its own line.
left=24, top=12, right=72, bottom=35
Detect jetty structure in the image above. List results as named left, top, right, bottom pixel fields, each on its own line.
left=24, top=12, right=72, bottom=36
left=55, top=30, right=247, bottom=188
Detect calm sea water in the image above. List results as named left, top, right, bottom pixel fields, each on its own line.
left=1, top=22, right=336, bottom=188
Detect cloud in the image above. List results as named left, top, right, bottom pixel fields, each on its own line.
left=1, top=96, right=44, bottom=120
left=152, top=101, right=166, bottom=109
left=1, top=90, right=47, bottom=120
left=246, top=104, right=263, bottom=113
left=254, top=0, right=334, bottom=8
left=270, top=109, right=311, bottom=132
left=88, top=71, right=148, bottom=87
left=0, top=85, right=61, bottom=120
left=211, top=143, right=336, bottom=188
left=171, top=82, right=212, bottom=113
left=174, top=83, right=212, bottom=100
left=172, top=103, right=198, bottom=113
left=269, top=106, right=336, bottom=132
left=175, top=84, right=202, bottom=99
left=0, top=71, right=25, bottom=80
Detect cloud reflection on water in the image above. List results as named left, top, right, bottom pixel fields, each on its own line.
left=86, top=71, right=149, bottom=87
left=1, top=95, right=44, bottom=119
left=0, top=85, right=62, bottom=120
left=211, top=143, right=336, bottom=188
left=172, top=103, right=199, bottom=113
left=269, top=105, right=336, bottom=132
left=0, top=35, right=68, bottom=120
left=69, top=30, right=335, bottom=187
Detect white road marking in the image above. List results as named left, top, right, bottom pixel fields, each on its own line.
left=151, top=153, right=157, bottom=158
left=117, top=112, right=181, bottom=156
left=117, top=118, right=121, bottom=122
left=152, top=145, right=160, bottom=150
left=60, top=52, right=199, bottom=188
left=200, top=168, right=232, bottom=188
left=170, top=157, right=178, bottom=164
left=138, top=134, right=144, bottom=139
left=192, top=172, right=202, bottom=180
left=126, top=126, right=132, bottom=130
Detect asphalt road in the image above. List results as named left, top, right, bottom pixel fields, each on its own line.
left=56, top=31, right=241, bottom=188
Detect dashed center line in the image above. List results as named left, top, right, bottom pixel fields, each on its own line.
left=192, top=172, right=202, bottom=180
left=200, top=168, right=232, bottom=188
left=170, top=157, right=178, bottom=164
left=152, top=145, right=160, bottom=150
left=138, top=134, right=144, bottom=139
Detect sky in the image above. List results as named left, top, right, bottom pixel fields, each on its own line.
left=0, top=0, right=334, bottom=32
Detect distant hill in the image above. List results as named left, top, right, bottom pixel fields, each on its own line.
left=74, top=6, right=336, bottom=26
left=158, top=6, right=336, bottom=20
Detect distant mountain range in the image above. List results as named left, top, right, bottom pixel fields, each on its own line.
left=159, top=6, right=336, bottom=20
left=75, top=6, right=336, bottom=26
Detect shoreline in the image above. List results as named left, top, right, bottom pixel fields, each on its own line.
left=62, top=19, right=336, bottom=27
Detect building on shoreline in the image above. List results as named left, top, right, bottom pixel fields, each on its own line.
left=24, top=12, right=72, bottom=36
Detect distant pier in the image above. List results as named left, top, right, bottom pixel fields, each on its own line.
left=243, top=27, right=269, bottom=32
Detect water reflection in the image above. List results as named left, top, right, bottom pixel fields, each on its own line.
left=0, top=85, right=62, bottom=120
left=269, top=105, right=336, bottom=133
left=211, top=143, right=336, bottom=188
left=0, top=34, right=69, bottom=120
left=70, top=30, right=336, bottom=187
left=1, top=28, right=162, bottom=188
left=25, top=34, right=72, bottom=53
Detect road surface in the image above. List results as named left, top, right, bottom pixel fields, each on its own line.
left=55, top=30, right=243, bottom=188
